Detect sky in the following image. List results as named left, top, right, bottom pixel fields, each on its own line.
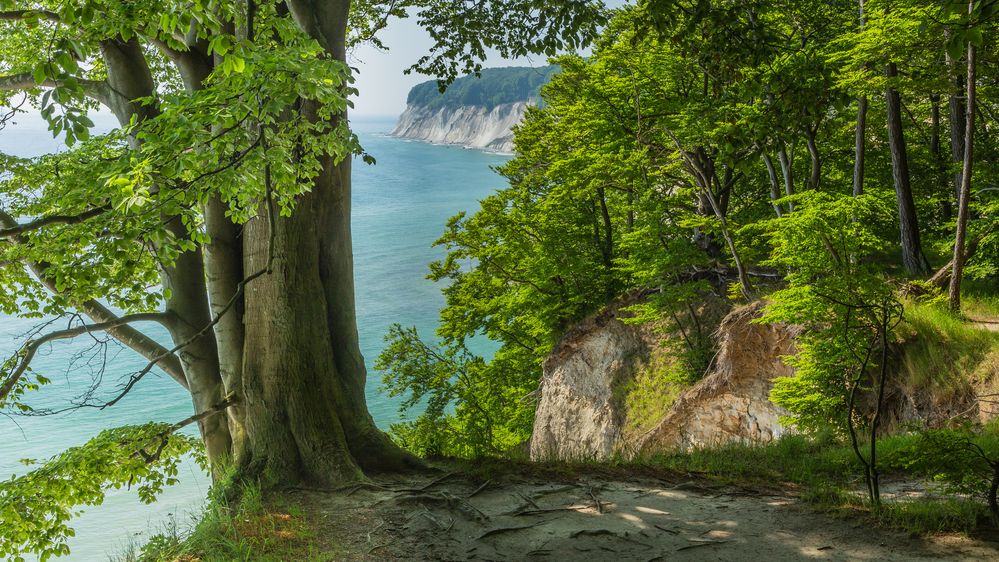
left=348, top=16, right=550, bottom=117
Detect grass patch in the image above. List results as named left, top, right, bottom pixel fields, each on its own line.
left=120, top=482, right=340, bottom=562
left=637, top=431, right=999, bottom=536
left=961, top=280, right=999, bottom=319
left=897, top=300, right=999, bottom=389
left=874, top=499, right=985, bottom=535
left=617, top=350, right=690, bottom=440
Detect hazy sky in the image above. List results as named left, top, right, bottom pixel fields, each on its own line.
left=349, top=16, right=549, bottom=117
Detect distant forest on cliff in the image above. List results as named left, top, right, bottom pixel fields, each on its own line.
left=406, top=65, right=559, bottom=110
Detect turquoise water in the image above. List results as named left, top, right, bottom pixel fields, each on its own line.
left=0, top=115, right=509, bottom=560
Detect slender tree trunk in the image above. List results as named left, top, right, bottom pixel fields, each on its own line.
left=884, top=63, right=930, bottom=275
left=947, top=31, right=966, bottom=209
left=806, top=128, right=821, bottom=190
left=102, top=37, right=232, bottom=464
left=930, top=95, right=951, bottom=219
left=854, top=96, right=868, bottom=196
left=777, top=144, right=795, bottom=212
left=949, top=24, right=976, bottom=313
left=204, top=195, right=249, bottom=460
left=762, top=154, right=783, bottom=217
left=853, top=0, right=867, bottom=197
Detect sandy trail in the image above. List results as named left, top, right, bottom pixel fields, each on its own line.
left=295, top=472, right=999, bottom=561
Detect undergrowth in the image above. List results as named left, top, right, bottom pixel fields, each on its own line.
left=116, top=481, right=339, bottom=562
left=639, top=431, right=999, bottom=534
left=898, top=300, right=999, bottom=389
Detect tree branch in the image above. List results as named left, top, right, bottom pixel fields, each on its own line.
left=101, top=261, right=272, bottom=409
left=0, top=207, right=187, bottom=386
left=0, top=72, right=111, bottom=107
left=1, top=313, right=171, bottom=402
left=133, top=394, right=236, bottom=463
left=0, top=9, right=60, bottom=22
left=0, top=205, right=111, bottom=240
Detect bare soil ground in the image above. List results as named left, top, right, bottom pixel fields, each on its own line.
left=289, top=471, right=999, bottom=561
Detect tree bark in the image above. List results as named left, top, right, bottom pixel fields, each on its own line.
left=946, top=31, right=966, bottom=209
left=235, top=0, right=416, bottom=486
left=854, top=96, right=867, bottom=196
left=884, top=63, right=930, bottom=275
left=204, top=195, right=249, bottom=461
left=762, top=154, right=783, bottom=217
left=853, top=0, right=867, bottom=198
left=930, top=95, right=951, bottom=219
left=805, top=128, right=821, bottom=190
left=949, top=21, right=976, bottom=313
left=777, top=144, right=795, bottom=212
left=102, top=36, right=231, bottom=464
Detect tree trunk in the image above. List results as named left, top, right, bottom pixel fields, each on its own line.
left=885, top=63, right=930, bottom=275
left=930, top=95, right=951, bottom=219
left=777, top=144, right=795, bottom=212
left=762, top=154, right=783, bottom=217
left=949, top=22, right=976, bottom=313
left=204, top=195, right=249, bottom=461
left=853, top=0, right=867, bottom=197
left=235, top=0, right=416, bottom=486
left=102, top=36, right=232, bottom=464
left=854, top=96, right=867, bottom=196
left=947, top=31, right=966, bottom=209
left=806, top=128, right=821, bottom=190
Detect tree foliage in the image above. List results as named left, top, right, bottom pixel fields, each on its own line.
left=380, top=0, right=999, bottom=463
left=405, top=65, right=559, bottom=111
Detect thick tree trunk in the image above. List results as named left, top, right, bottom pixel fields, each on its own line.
left=240, top=189, right=364, bottom=487
left=235, top=0, right=416, bottom=486
left=884, top=63, right=930, bottom=275
left=949, top=28, right=976, bottom=313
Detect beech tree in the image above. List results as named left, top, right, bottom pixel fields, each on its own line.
left=0, top=0, right=605, bottom=558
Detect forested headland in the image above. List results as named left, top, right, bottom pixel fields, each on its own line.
left=405, top=65, right=559, bottom=112
left=2, top=0, right=999, bottom=560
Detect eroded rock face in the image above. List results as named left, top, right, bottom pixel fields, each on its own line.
left=530, top=299, right=800, bottom=461
left=390, top=102, right=528, bottom=152
left=637, top=302, right=799, bottom=454
left=529, top=302, right=656, bottom=461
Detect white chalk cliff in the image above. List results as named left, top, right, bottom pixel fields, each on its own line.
left=390, top=101, right=529, bottom=153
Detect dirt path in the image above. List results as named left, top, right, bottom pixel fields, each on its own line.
left=294, top=472, right=999, bottom=561
left=969, top=317, right=999, bottom=332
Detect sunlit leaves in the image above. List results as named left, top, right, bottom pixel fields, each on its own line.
left=0, top=424, right=203, bottom=562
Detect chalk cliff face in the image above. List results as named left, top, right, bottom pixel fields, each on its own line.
left=635, top=302, right=800, bottom=454
left=390, top=101, right=529, bottom=153
left=529, top=299, right=793, bottom=461
left=528, top=299, right=655, bottom=461
left=530, top=297, right=999, bottom=461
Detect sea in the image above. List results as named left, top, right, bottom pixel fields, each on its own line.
left=0, top=114, right=510, bottom=560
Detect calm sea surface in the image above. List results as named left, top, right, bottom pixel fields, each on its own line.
left=0, top=115, right=508, bottom=560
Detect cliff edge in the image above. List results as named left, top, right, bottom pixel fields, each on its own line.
left=391, top=66, right=557, bottom=153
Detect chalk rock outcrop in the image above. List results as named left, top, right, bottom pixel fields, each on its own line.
left=390, top=102, right=528, bottom=153
left=529, top=300, right=659, bottom=461
left=530, top=300, right=799, bottom=461
left=636, top=302, right=800, bottom=454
